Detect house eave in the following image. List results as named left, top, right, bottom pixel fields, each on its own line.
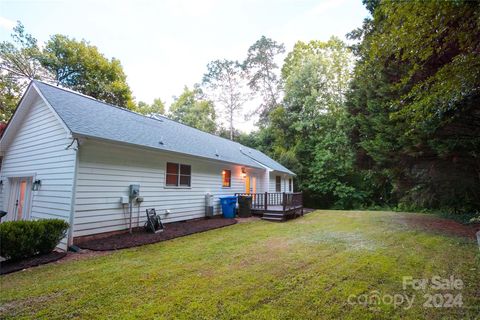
left=72, top=133, right=266, bottom=171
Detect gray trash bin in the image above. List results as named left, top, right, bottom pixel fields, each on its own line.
left=238, top=196, right=252, bottom=217
left=205, top=193, right=214, bottom=217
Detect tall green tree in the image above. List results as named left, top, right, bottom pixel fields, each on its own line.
left=347, top=0, right=480, bottom=211
left=247, top=37, right=361, bottom=207
left=134, top=98, right=165, bottom=116
left=279, top=37, right=362, bottom=208
left=40, top=35, right=134, bottom=108
left=0, top=22, right=51, bottom=121
left=202, top=59, right=250, bottom=140
left=0, top=21, right=135, bottom=120
left=0, top=74, right=22, bottom=122
left=0, top=22, right=50, bottom=82
left=243, top=36, right=285, bottom=123
left=169, top=86, right=217, bottom=134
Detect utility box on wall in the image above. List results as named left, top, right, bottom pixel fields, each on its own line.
left=129, top=184, right=140, bottom=199
left=121, top=196, right=129, bottom=205
left=205, top=193, right=214, bottom=217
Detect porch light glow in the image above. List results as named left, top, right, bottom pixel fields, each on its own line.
left=241, top=167, right=247, bottom=178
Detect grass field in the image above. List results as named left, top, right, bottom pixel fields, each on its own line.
left=1, top=210, right=479, bottom=319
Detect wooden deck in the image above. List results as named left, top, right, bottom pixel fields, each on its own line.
left=235, top=192, right=303, bottom=222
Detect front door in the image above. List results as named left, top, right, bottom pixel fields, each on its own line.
left=8, top=177, right=33, bottom=221
left=245, top=176, right=257, bottom=194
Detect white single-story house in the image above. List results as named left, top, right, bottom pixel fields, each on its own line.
left=0, top=81, right=296, bottom=249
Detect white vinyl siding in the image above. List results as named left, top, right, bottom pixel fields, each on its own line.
left=73, top=140, right=265, bottom=237
left=268, top=172, right=292, bottom=193
left=0, top=95, right=76, bottom=249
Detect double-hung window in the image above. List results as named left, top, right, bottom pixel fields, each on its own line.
left=166, top=162, right=191, bottom=187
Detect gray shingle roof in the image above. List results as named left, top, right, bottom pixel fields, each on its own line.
left=33, top=81, right=294, bottom=175
left=240, top=146, right=294, bottom=174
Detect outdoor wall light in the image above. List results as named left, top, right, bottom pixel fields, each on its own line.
left=241, top=167, right=247, bottom=178
left=32, top=179, right=41, bottom=191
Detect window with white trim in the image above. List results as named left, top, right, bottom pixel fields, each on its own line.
left=166, top=162, right=191, bottom=187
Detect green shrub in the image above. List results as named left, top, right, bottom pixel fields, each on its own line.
left=36, top=219, right=69, bottom=254
left=0, top=219, right=69, bottom=260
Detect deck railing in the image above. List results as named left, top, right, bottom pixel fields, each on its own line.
left=235, top=192, right=303, bottom=212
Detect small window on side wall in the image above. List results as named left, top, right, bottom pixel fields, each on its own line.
left=275, top=176, right=281, bottom=192
left=222, top=170, right=231, bottom=187
left=166, top=162, right=191, bottom=187
left=289, top=178, right=292, bottom=192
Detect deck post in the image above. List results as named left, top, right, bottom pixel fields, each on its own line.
left=264, top=192, right=268, bottom=211
left=282, top=192, right=286, bottom=212
left=301, top=192, right=304, bottom=216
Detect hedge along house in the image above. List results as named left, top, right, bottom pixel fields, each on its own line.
left=0, top=81, right=296, bottom=249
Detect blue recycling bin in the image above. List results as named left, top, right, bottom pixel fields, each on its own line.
left=219, top=196, right=237, bottom=218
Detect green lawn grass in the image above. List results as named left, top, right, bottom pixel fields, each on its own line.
left=1, top=210, right=479, bottom=319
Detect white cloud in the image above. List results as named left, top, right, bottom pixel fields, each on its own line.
left=0, top=16, right=15, bottom=30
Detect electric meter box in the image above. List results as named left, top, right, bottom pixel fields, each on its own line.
left=129, top=184, right=140, bottom=199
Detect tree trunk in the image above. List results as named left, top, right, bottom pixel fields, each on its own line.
left=229, top=111, right=233, bottom=140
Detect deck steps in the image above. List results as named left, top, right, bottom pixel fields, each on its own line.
left=261, top=212, right=286, bottom=222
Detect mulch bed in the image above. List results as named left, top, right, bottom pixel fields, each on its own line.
left=0, top=251, right=67, bottom=275
left=399, top=214, right=480, bottom=239
left=77, top=217, right=237, bottom=251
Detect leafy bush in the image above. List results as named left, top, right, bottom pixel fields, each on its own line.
left=0, top=219, right=69, bottom=260
left=36, top=219, right=70, bottom=254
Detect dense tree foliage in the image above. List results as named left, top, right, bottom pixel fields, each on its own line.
left=0, top=21, right=135, bottom=121
left=230, top=1, right=479, bottom=213
left=347, top=0, right=480, bottom=212
left=256, top=37, right=364, bottom=208
left=41, top=35, right=134, bottom=108
left=169, top=86, right=217, bottom=134
left=0, top=74, right=21, bottom=122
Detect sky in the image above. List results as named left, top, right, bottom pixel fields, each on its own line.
left=0, top=0, right=369, bottom=131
